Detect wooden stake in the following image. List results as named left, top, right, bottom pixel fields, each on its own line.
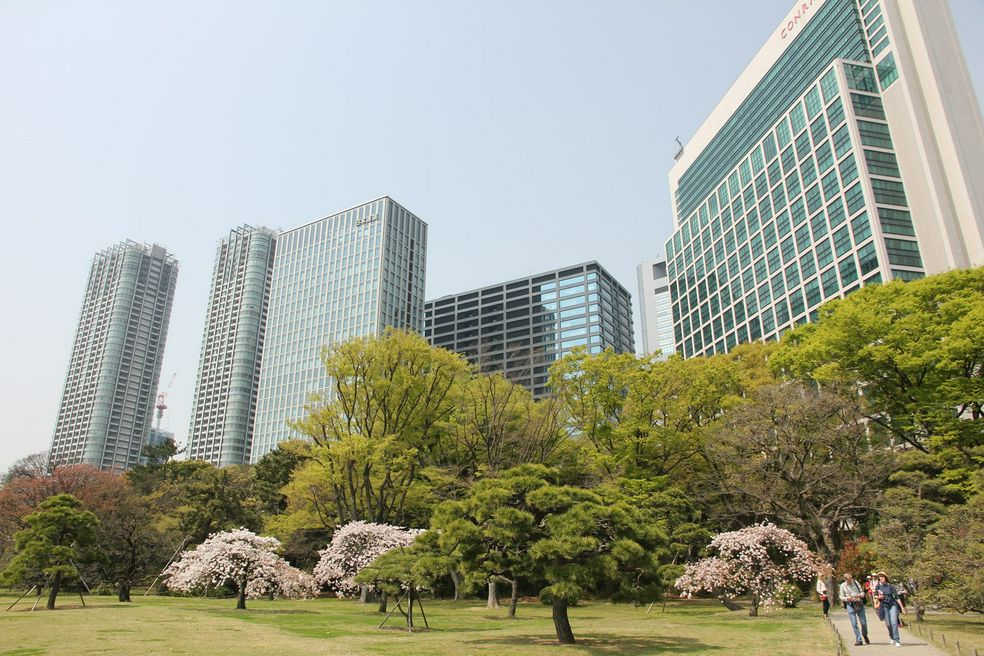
left=4, top=585, right=38, bottom=612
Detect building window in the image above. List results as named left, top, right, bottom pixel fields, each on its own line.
left=877, top=53, right=900, bottom=90
left=885, top=238, right=923, bottom=268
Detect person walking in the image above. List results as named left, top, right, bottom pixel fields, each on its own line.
left=817, top=577, right=831, bottom=617
left=839, top=572, right=870, bottom=646
left=875, top=571, right=904, bottom=647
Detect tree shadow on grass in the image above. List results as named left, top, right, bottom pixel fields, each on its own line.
left=462, top=633, right=722, bottom=655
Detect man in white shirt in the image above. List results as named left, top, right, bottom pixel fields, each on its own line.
left=839, top=572, right=870, bottom=646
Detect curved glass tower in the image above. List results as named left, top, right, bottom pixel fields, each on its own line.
left=50, top=242, right=178, bottom=471
left=187, top=226, right=276, bottom=466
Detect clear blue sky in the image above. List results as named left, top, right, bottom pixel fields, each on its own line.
left=1, top=0, right=982, bottom=472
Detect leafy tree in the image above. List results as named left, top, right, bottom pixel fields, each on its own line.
left=773, top=268, right=984, bottom=484
left=431, top=465, right=665, bottom=643
left=313, top=520, right=422, bottom=602
left=0, top=494, right=102, bottom=609
left=549, top=348, right=746, bottom=480
left=89, top=482, right=170, bottom=602
left=703, top=382, right=893, bottom=572
left=126, top=437, right=182, bottom=495
left=151, top=465, right=262, bottom=544
left=675, top=522, right=820, bottom=616
left=253, top=441, right=310, bottom=515
left=913, top=494, right=984, bottom=613
left=354, top=542, right=439, bottom=630
left=164, top=528, right=316, bottom=609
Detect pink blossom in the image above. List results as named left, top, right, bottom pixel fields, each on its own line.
left=313, top=521, right=423, bottom=597
left=675, top=522, right=820, bottom=607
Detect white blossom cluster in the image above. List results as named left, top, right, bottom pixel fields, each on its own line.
left=164, top=528, right=317, bottom=600
left=675, top=522, right=819, bottom=607
left=313, top=520, right=423, bottom=596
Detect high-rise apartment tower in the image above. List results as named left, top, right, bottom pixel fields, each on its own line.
left=665, top=0, right=984, bottom=358
left=50, top=242, right=178, bottom=471
left=187, top=226, right=276, bottom=467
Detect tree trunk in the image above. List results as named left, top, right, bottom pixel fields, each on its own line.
left=359, top=584, right=370, bottom=604
left=450, top=571, right=463, bottom=601
left=378, top=591, right=388, bottom=613
left=236, top=581, right=247, bottom=610
left=117, top=582, right=131, bottom=602
left=487, top=580, right=500, bottom=608
left=551, top=597, right=576, bottom=644
left=46, top=570, right=63, bottom=610
left=750, top=593, right=759, bottom=617
left=915, top=602, right=925, bottom=622
left=508, top=579, right=519, bottom=618
left=407, top=589, right=415, bottom=630
left=718, top=595, right=743, bottom=611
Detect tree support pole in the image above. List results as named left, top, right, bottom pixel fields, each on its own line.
left=377, top=591, right=408, bottom=630
left=4, top=585, right=37, bottom=612
left=144, top=536, right=191, bottom=596
left=416, top=593, right=429, bottom=629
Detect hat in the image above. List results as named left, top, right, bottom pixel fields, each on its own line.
left=876, top=571, right=888, bottom=579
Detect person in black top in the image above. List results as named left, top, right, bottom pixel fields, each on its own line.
left=874, top=571, right=903, bottom=647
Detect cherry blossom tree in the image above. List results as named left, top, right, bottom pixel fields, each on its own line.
left=675, top=522, right=819, bottom=616
left=164, top=528, right=316, bottom=609
left=313, top=521, right=423, bottom=602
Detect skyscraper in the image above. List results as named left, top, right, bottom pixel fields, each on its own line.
left=50, top=242, right=178, bottom=471
left=424, top=262, right=634, bottom=398
left=665, top=0, right=984, bottom=358
left=249, top=197, right=427, bottom=462
left=636, top=257, right=676, bottom=359
left=187, top=226, right=276, bottom=467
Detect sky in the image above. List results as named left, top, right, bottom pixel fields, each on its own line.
left=1, top=0, right=982, bottom=474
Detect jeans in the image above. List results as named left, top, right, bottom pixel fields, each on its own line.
left=846, top=603, right=868, bottom=642
left=883, top=604, right=901, bottom=642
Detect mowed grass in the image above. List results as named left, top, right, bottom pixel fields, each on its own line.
left=907, top=612, right=984, bottom=656
left=0, top=592, right=838, bottom=656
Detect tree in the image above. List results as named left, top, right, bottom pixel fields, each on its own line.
left=549, top=348, right=747, bottom=481
left=0, top=494, right=101, bottom=609
left=913, top=494, right=984, bottom=613
left=286, top=330, right=470, bottom=529
left=353, top=542, right=439, bottom=630
left=431, top=465, right=665, bottom=643
left=702, top=382, right=893, bottom=572
left=90, top=482, right=170, bottom=602
left=2, top=452, right=51, bottom=484
left=313, top=520, right=422, bottom=604
left=164, top=528, right=315, bottom=609
left=253, top=441, right=310, bottom=515
left=675, top=522, right=820, bottom=616
left=773, top=268, right=984, bottom=481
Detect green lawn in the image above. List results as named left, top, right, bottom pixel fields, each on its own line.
left=906, top=613, right=984, bottom=656
left=0, top=593, right=837, bottom=656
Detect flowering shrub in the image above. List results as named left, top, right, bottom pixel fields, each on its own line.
left=164, top=528, right=317, bottom=608
left=675, top=522, right=819, bottom=615
left=773, top=582, right=803, bottom=608
left=313, top=521, right=423, bottom=597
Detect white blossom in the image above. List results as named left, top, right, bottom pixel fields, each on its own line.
left=165, top=528, right=317, bottom=600
left=313, top=521, right=423, bottom=597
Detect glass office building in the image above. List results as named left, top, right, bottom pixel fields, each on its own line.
left=250, top=197, right=427, bottom=461
left=636, top=258, right=676, bottom=360
left=50, top=242, right=178, bottom=471
left=187, top=225, right=276, bottom=467
left=665, top=0, right=984, bottom=358
left=424, top=262, right=634, bottom=398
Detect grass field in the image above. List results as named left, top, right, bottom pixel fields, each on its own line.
left=906, top=612, right=984, bottom=656
left=0, top=593, right=837, bottom=656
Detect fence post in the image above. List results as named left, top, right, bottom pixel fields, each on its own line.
left=942, top=634, right=946, bottom=647
left=955, top=640, right=960, bottom=655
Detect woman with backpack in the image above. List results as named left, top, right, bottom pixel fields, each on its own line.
left=874, top=571, right=905, bottom=647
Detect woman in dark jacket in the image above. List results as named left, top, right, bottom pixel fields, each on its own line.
left=874, top=571, right=903, bottom=646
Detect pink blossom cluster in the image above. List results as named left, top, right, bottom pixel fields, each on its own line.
left=675, top=522, right=819, bottom=606
left=165, top=528, right=317, bottom=600
left=313, top=520, right=423, bottom=596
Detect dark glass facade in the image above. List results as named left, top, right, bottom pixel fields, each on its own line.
left=424, top=262, right=634, bottom=398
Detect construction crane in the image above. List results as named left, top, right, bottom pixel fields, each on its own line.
left=155, top=373, right=177, bottom=431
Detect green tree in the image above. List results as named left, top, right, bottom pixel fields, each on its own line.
left=773, top=268, right=984, bottom=485
left=0, top=494, right=101, bottom=609
left=431, top=465, right=665, bottom=644
left=703, top=383, right=893, bottom=574
left=914, top=494, right=984, bottom=613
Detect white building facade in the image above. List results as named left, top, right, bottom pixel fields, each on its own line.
left=665, top=0, right=984, bottom=358
left=636, top=258, right=676, bottom=359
